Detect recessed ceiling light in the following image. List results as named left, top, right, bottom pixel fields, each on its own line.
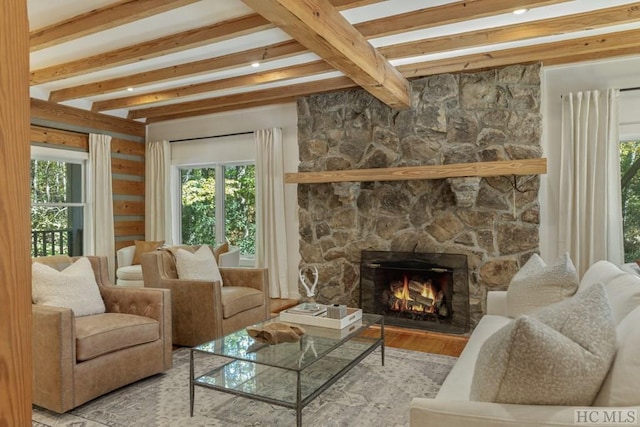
left=251, top=61, right=260, bottom=68
left=127, top=87, right=134, bottom=92
left=513, top=8, right=528, bottom=15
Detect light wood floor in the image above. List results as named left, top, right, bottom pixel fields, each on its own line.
left=270, top=299, right=468, bottom=357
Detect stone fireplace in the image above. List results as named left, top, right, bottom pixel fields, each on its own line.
left=296, top=63, right=542, bottom=328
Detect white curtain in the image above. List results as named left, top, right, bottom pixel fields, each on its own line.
left=145, top=140, right=172, bottom=244
left=88, top=134, right=115, bottom=282
left=255, top=128, right=290, bottom=298
left=558, top=89, right=624, bottom=276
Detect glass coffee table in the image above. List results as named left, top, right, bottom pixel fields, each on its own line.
left=190, top=313, right=384, bottom=426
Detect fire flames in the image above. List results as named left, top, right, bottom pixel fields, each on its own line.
left=391, top=275, right=438, bottom=314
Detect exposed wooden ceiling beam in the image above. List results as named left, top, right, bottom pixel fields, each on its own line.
left=397, top=27, right=640, bottom=78
left=31, top=98, right=145, bottom=137
left=378, top=2, right=640, bottom=60
left=146, top=97, right=299, bottom=123
left=128, top=76, right=357, bottom=119
left=89, top=2, right=640, bottom=112
left=49, top=40, right=306, bottom=102
left=92, top=61, right=333, bottom=112
left=42, top=0, right=561, bottom=92
left=356, top=0, right=570, bottom=38
left=30, top=0, right=200, bottom=52
left=137, top=26, right=640, bottom=122
left=30, top=0, right=381, bottom=84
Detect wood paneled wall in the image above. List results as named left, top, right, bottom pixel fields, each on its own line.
left=30, top=105, right=146, bottom=256
left=0, top=0, right=32, bottom=424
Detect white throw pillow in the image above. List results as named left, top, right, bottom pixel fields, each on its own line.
left=470, top=283, right=617, bottom=406
left=506, top=252, right=578, bottom=317
left=32, top=257, right=106, bottom=317
left=175, top=245, right=223, bottom=284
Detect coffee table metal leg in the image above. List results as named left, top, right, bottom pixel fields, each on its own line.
left=296, top=371, right=302, bottom=427
left=189, top=350, right=195, bottom=417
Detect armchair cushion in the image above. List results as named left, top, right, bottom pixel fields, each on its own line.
left=175, top=245, right=223, bottom=284
left=32, top=257, right=105, bottom=317
left=75, top=313, right=159, bottom=362
left=221, top=286, right=264, bottom=318
left=117, top=264, right=143, bottom=281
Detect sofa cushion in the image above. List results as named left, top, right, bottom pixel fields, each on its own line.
left=579, top=260, right=627, bottom=290
left=506, top=252, right=578, bottom=318
left=470, top=283, right=616, bottom=406
left=75, top=313, right=159, bottom=362
left=578, top=263, right=640, bottom=324
left=220, top=286, right=264, bottom=318
left=593, top=305, right=640, bottom=406
left=32, top=257, right=106, bottom=317
left=116, top=264, right=143, bottom=281
left=175, top=245, right=223, bottom=285
left=132, top=240, right=164, bottom=265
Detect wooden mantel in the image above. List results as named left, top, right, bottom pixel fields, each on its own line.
left=284, top=158, right=547, bottom=184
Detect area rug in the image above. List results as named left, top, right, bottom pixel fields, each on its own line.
left=32, top=346, right=456, bottom=427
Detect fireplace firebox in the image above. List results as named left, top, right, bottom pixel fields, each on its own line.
left=359, top=251, right=469, bottom=334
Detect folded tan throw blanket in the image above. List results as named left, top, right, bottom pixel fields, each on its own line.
left=246, top=322, right=305, bottom=344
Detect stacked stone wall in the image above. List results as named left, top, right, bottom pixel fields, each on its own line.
left=296, top=63, right=542, bottom=327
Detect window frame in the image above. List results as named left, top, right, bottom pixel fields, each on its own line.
left=30, top=145, right=89, bottom=255
left=174, top=161, right=256, bottom=263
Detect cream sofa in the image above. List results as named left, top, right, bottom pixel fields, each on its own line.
left=410, top=260, right=640, bottom=426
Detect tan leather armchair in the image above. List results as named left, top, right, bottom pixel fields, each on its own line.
left=32, top=256, right=172, bottom=413
left=141, top=247, right=270, bottom=347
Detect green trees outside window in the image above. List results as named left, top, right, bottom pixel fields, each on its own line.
left=31, top=158, right=84, bottom=256
left=180, top=164, right=256, bottom=255
left=621, top=141, right=640, bottom=262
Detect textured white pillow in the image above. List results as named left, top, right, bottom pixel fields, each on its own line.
left=175, top=245, right=223, bottom=284
left=32, top=257, right=105, bottom=317
left=506, top=252, right=578, bottom=317
left=470, top=283, right=617, bottom=406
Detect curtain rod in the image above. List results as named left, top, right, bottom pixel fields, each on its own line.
left=621, top=86, right=640, bottom=92
left=169, top=131, right=253, bottom=143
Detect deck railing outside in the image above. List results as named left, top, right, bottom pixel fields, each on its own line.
left=31, top=229, right=74, bottom=257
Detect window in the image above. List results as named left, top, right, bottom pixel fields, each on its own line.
left=179, top=163, right=256, bottom=256
left=31, top=147, right=87, bottom=257
left=620, top=140, right=640, bottom=262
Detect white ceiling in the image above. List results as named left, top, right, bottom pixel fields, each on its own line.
left=27, top=0, right=640, bottom=122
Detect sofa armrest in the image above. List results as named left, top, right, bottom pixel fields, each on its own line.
left=486, top=291, right=508, bottom=316
left=410, top=398, right=636, bottom=427
left=32, top=304, right=75, bottom=412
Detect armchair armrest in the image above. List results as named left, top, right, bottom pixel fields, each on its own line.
left=220, top=267, right=269, bottom=292
left=32, top=305, right=75, bottom=412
